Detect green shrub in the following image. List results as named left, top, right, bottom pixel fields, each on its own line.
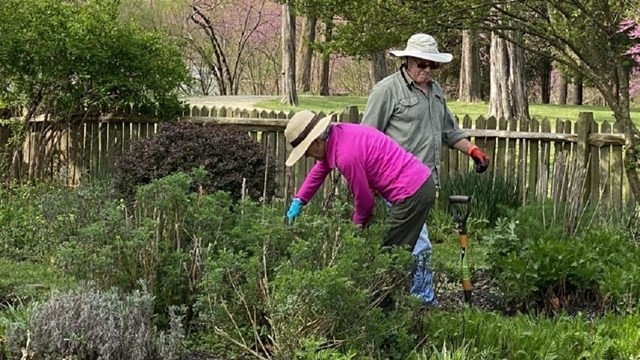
left=0, top=187, right=48, bottom=261
left=5, top=286, right=184, bottom=360
left=0, top=181, right=115, bottom=263
left=485, top=216, right=640, bottom=312
left=191, top=200, right=423, bottom=359
left=113, top=122, right=276, bottom=201
left=56, top=171, right=237, bottom=329
left=505, top=200, right=566, bottom=243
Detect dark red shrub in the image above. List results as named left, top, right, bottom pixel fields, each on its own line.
left=113, top=122, right=276, bottom=201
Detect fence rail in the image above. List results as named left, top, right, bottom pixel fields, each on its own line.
left=0, top=105, right=633, bottom=209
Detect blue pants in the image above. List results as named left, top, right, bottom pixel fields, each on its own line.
left=410, top=224, right=436, bottom=304
left=383, top=199, right=436, bottom=304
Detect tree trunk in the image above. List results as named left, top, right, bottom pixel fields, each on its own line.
left=488, top=32, right=529, bottom=120
left=189, top=5, right=234, bottom=95
left=280, top=3, right=298, bottom=105
left=571, top=77, right=583, bottom=105
left=558, top=73, right=568, bottom=104
left=296, top=16, right=317, bottom=93
left=319, top=20, right=332, bottom=96
left=458, top=29, right=482, bottom=102
left=540, top=58, right=552, bottom=104
left=607, top=65, right=640, bottom=203
left=369, top=50, right=387, bottom=87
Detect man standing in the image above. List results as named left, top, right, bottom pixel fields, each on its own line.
left=362, top=33, right=490, bottom=305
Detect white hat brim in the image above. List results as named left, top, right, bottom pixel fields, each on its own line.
left=389, top=49, right=453, bottom=63
left=285, top=114, right=333, bottom=167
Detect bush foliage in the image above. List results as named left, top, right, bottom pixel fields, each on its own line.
left=48, top=172, right=422, bottom=359
left=0, top=0, right=188, bottom=119
left=191, top=204, right=420, bottom=359
left=485, top=202, right=640, bottom=313
left=0, top=182, right=116, bottom=262
left=1, top=177, right=639, bottom=359
left=113, top=122, right=276, bottom=201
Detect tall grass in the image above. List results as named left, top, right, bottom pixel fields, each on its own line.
left=419, top=309, right=640, bottom=359
left=435, top=172, right=520, bottom=227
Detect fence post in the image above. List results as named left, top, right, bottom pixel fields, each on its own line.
left=576, top=112, right=594, bottom=202
left=344, top=105, right=359, bottom=124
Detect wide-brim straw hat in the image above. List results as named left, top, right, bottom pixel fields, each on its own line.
left=285, top=110, right=334, bottom=167
left=389, top=33, right=453, bottom=63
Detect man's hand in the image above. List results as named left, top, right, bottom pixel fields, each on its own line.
left=286, top=198, right=305, bottom=224
left=468, top=145, right=490, bottom=173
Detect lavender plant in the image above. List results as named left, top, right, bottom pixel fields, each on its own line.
left=6, top=286, right=184, bottom=360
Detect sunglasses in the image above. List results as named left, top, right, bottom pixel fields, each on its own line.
left=414, top=60, right=440, bottom=70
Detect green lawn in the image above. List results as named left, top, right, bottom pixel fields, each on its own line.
left=255, top=95, right=640, bottom=125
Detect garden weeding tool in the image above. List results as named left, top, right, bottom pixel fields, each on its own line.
left=449, top=195, right=473, bottom=305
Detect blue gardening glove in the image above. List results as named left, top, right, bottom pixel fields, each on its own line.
left=286, top=198, right=305, bottom=223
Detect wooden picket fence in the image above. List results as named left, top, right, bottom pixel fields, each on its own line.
left=0, top=105, right=632, bottom=208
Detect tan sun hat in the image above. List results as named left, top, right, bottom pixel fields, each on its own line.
left=389, top=33, right=453, bottom=63
left=284, top=110, right=334, bottom=166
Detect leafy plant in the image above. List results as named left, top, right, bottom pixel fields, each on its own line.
left=57, top=171, right=237, bottom=328
left=485, top=214, right=640, bottom=312
left=417, top=341, right=493, bottom=360
left=0, top=186, right=49, bottom=261
left=191, top=199, right=423, bottom=359
left=294, top=337, right=360, bottom=359
left=0, top=181, right=116, bottom=263
left=426, top=205, right=457, bottom=244
left=113, top=122, right=276, bottom=201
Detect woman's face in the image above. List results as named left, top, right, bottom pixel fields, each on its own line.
left=406, top=57, right=439, bottom=85
left=304, top=139, right=326, bottom=160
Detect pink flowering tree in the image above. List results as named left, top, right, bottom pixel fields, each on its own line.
left=187, top=0, right=281, bottom=95
left=624, top=20, right=640, bottom=99
left=120, top=0, right=283, bottom=96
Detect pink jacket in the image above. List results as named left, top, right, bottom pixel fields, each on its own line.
left=295, top=123, right=431, bottom=225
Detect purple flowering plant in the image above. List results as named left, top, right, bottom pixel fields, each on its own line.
left=620, top=18, right=640, bottom=98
